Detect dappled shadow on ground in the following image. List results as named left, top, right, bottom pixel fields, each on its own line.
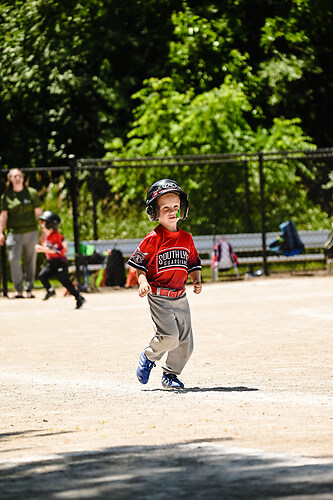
left=0, top=441, right=332, bottom=499
left=0, top=430, right=73, bottom=441
left=0, top=429, right=75, bottom=456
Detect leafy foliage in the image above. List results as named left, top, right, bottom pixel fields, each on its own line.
left=105, top=77, right=327, bottom=234
left=1, top=0, right=333, bottom=238
left=0, top=0, right=178, bottom=167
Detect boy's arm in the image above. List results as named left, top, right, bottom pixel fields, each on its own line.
left=189, top=270, right=202, bottom=294
left=36, top=234, right=67, bottom=256
left=136, top=269, right=152, bottom=298
left=35, top=244, right=58, bottom=255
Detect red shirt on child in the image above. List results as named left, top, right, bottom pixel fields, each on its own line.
left=128, top=224, right=201, bottom=290
left=43, top=231, right=67, bottom=261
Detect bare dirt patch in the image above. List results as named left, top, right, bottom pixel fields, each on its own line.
left=1, top=275, right=333, bottom=498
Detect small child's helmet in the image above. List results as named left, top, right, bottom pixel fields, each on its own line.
left=38, top=211, right=61, bottom=230
left=146, top=179, right=189, bottom=221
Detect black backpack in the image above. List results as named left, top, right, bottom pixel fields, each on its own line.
left=104, top=249, right=126, bottom=287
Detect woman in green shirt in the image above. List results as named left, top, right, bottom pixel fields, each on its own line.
left=0, top=168, right=43, bottom=298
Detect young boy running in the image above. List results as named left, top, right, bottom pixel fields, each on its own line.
left=127, top=179, right=202, bottom=389
left=35, top=211, right=85, bottom=309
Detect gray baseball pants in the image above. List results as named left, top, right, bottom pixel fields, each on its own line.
left=145, top=293, right=194, bottom=376
left=6, top=230, right=39, bottom=293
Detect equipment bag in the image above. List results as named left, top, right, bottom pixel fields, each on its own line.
left=323, top=230, right=333, bottom=259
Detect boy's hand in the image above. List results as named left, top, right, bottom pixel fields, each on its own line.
left=136, top=270, right=151, bottom=297
left=35, top=244, right=45, bottom=253
left=193, top=280, right=202, bottom=294
left=138, top=281, right=152, bottom=298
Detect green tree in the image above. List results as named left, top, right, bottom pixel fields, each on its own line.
left=0, top=0, right=179, bottom=167
left=1, top=0, right=332, bottom=237
left=1, top=0, right=333, bottom=169
left=105, top=76, right=326, bottom=234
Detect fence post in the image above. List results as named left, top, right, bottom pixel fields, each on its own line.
left=0, top=158, right=8, bottom=297
left=91, top=179, right=98, bottom=240
left=258, top=152, right=269, bottom=276
left=68, top=154, right=82, bottom=287
left=244, top=161, right=253, bottom=233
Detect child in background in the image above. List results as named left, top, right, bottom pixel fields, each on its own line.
left=127, top=179, right=202, bottom=389
left=35, top=211, right=85, bottom=309
left=211, top=236, right=239, bottom=280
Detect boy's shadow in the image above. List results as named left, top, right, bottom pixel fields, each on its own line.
left=147, top=386, right=259, bottom=393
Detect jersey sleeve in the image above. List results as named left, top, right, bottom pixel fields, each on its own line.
left=127, top=232, right=157, bottom=273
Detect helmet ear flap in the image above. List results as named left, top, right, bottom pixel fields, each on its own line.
left=146, top=202, right=159, bottom=221
left=179, top=198, right=189, bottom=220
left=45, top=220, right=59, bottom=230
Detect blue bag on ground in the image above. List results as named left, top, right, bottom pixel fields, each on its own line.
left=269, top=220, right=304, bottom=256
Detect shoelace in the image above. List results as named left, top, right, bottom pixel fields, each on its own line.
left=144, top=359, right=156, bottom=370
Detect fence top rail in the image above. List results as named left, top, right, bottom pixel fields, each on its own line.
left=0, top=166, right=71, bottom=175
left=1, top=148, right=333, bottom=174
left=78, top=147, right=333, bottom=167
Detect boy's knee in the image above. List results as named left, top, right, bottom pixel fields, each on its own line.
left=168, top=337, right=180, bottom=351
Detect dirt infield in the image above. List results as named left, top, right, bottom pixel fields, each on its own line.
left=1, top=275, right=333, bottom=498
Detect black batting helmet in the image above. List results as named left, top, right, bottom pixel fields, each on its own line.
left=38, top=211, right=61, bottom=230
left=146, top=179, right=189, bottom=221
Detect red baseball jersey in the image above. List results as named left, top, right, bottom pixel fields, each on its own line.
left=127, top=224, right=202, bottom=290
left=43, top=231, right=67, bottom=262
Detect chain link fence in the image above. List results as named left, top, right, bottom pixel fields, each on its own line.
left=1, top=148, right=333, bottom=295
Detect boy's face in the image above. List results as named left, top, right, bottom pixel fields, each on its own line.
left=41, top=220, right=52, bottom=235
left=157, top=192, right=180, bottom=232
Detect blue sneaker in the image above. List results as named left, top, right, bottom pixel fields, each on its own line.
left=136, top=352, right=156, bottom=384
left=161, top=372, right=184, bottom=389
